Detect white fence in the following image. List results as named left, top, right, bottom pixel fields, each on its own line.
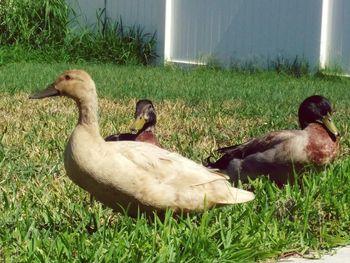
left=68, top=0, right=350, bottom=74
left=324, top=0, right=350, bottom=73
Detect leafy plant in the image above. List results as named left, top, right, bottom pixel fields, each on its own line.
left=268, top=55, right=310, bottom=77
left=228, top=55, right=310, bottom=76
left=0, top=1, right=158, bottom=65
left=0, top=0, right=69, bottom=46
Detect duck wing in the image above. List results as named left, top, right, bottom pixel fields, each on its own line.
left=206, top=130, right=298, bottom=170
left=104, top=141, right=255, bottom=210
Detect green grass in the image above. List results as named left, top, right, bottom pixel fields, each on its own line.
left=0, top=62, right=350, bottom=262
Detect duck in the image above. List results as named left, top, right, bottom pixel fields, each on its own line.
left=204, top=95, right=340, bottom=186
left=30, top=69, right=254, bottom=217
left=105, top=99, right=160, bottom=147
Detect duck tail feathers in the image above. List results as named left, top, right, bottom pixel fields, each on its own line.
left=203, top=154, right=232, bottom=170
left=221, top=187, right=255, bottom=204
left=216, top=144, right=240, bottom=154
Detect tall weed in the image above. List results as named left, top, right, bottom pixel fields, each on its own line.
left=0, top=0, right=157, bottom=65
left=0, top=0, right=69, bottom=46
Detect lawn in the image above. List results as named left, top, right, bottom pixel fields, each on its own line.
left=0, top=62, right=350, bottom=262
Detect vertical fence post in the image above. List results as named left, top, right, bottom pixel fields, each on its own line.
left=320, top=0, right=330, bottom=68
left=164, top=0, right=173, bottom=63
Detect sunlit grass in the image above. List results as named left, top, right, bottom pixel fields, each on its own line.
left=0, top=63, right=349, bottom=262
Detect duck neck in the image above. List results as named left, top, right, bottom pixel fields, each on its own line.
left=76, top=95, right=100, bottom=135
left=139, top=124, right=155, bottom=135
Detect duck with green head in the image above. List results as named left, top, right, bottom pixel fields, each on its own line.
left=205, top=95, right=340, bottom=186
left=105, top=99, right=160, bottom=147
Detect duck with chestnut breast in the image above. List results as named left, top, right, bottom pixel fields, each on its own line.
left=30, top=70, right=254, bottom=217
left=105, top=99, right=160, bottom=147
left=205, top=95, right=340, bottom=186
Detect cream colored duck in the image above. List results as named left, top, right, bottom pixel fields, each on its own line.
left=30, top=70, right=254, bottom=217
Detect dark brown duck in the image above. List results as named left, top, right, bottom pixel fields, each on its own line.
left=105, top=99, right=160, bottom=147
left=205, top=95, right=340, bottom=186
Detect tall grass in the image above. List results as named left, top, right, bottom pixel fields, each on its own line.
left=65, top=13, right=157, bottom=65
left=0, top=0, right=157, bottom=65
left=0, top=0, right=69, bottom=46
left=268, top=55, right=310, bottom=78
left=229, top=55, right=310, bottom=77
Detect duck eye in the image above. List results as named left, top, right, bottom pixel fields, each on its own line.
left=142, top=113, right=149, bottom=120
left=64, top=75, right=72, bottom=80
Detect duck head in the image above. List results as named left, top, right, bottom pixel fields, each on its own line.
left=298, top=95, right=339, bottom=137
left=29, top=70, right=96, bottom=101
left=130, top=99, right=157, bottom=134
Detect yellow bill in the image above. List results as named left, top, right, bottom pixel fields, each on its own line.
left=130, top=116, right=146, bottom=133
left=322, top=113, right=339, bottom=137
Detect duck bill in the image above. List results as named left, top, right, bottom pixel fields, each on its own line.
left=322, top=115, right=339, bottom=137
left=130, top=116, right=146, bottom=133
left=29, top=84, right=60, bottom=99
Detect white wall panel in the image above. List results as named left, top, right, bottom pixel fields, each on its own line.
left=325, top=0, right=350, bottom=74
left=169, top=0, right=323, bottom=68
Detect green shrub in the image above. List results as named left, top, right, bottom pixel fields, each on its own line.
left=0, top=0, right=157, bottom=65
left=229, top=55, right=311, bottom=77
left=0, top=0, right=69, bottom=46
left=64, top=13, right=157, bottom=65
left=268, top=55, right=310, bottom=77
